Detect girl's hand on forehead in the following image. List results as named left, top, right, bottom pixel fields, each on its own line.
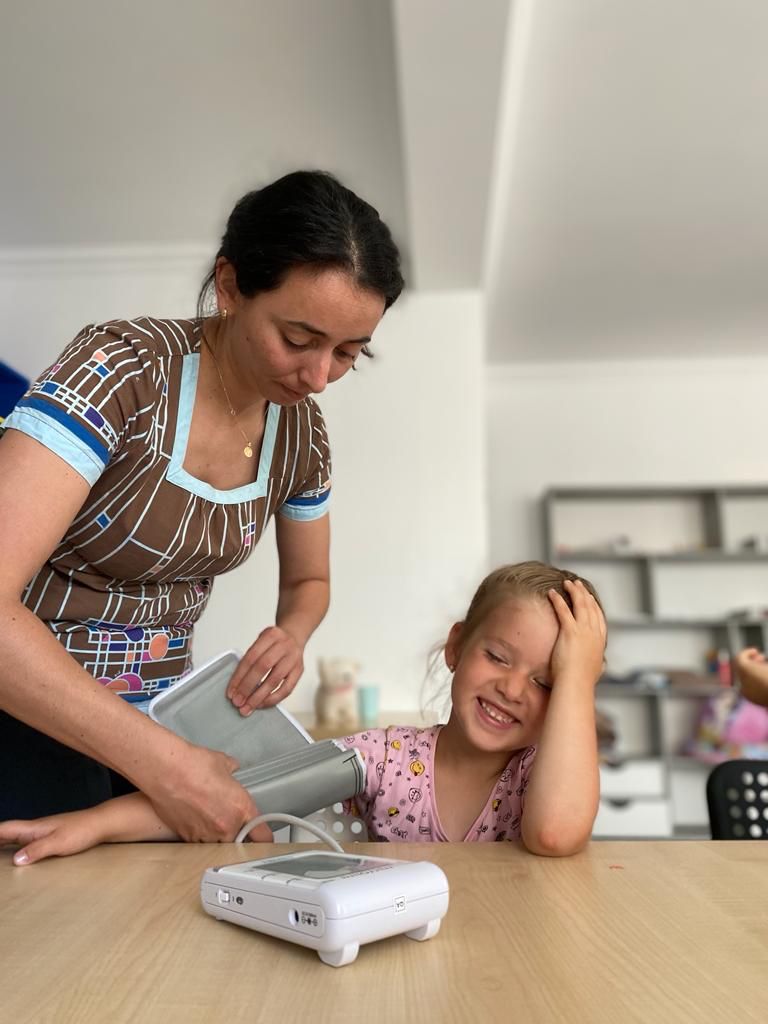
left=547, top=580, right=607, bottom=688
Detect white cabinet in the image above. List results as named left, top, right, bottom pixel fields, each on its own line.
left=593, top=798, right=672, bottom=838
left=599, top=759, right=665, bottom=799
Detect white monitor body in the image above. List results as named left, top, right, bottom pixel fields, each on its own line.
left=200, top=850, right=450, bottom=967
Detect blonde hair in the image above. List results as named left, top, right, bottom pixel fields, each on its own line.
left=423, top=561, right=604, bottom=717
left=458, top=561, right=603, bottom=654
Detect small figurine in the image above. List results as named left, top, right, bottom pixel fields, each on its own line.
left=315, top=657, right=361, bottom=730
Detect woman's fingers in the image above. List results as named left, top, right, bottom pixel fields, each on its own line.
left=228, top=629, right=303, bottom=713
left=251, top=666, right=303, bottom=709
left=237, top=645, right=302, bottom=712
left=227, top=633, right=276, bottom=703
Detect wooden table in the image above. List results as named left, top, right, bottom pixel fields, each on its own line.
left=2, top=840, right=767, bottom=1023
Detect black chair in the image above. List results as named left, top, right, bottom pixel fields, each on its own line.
left=706, top=760, right=768, bottom=839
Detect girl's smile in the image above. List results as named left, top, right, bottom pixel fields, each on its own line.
left=475, top=696, right=521, bottom=729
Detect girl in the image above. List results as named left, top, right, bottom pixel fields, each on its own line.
left=0, top=562, right=606, bottom=863
left=342, top=561, right=605, bottom=853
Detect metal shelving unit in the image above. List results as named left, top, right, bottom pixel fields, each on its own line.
left=544, top=485, right=768, bottom=838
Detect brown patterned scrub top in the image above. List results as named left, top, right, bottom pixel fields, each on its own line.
left=4, top=318, right=331, bottom=703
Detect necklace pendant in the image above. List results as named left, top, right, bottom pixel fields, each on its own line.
left=243, top=444, right=254, bottom=459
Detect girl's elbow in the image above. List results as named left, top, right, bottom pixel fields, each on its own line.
left=521, top=824, right=591, bottom=858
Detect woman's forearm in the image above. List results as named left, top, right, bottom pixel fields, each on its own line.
left=521, top=678, right=600, bottom=856
left=276, top=578, right=330, bottom=645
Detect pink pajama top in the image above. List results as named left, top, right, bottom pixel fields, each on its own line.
left=343, top=725, right=536, bottom=842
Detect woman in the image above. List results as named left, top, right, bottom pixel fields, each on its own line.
left=0, top=170, right=403, bottom=841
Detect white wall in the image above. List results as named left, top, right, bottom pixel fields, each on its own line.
left=0, top=0, right=407, bottom=251
left=1, top=249, right=487, bottom=712
left=488, top=357, right=768, bottom=561
left=488, top=357, right=768, bottom=671
left=0, top=246, right=210, bottom=378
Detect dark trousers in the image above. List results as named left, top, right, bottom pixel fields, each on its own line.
left=0, top=711, right=136, bottom=819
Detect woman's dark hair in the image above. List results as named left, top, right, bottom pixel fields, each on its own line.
left=197, top=170, right=404, bottom=318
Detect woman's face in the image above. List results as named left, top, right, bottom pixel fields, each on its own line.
left=216, top=263, right=386, bottom=406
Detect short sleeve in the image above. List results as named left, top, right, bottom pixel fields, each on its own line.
left=341, top=728, right=388, bottom=821
left=278, top=398, right=332, bottom=522
left=518, top=746, right=537, bottom=812
left=3, top=324, right=144, bottom=487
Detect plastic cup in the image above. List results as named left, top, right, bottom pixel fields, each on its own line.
left=357, top=685, right=380, bottom=728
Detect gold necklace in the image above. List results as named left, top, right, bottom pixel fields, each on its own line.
left=201, top=331, right=255, bottom=459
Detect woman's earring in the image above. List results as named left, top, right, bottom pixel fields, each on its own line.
left=220, top=308, right=228, bottom=320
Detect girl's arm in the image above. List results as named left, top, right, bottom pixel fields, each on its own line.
left=0, top=431, right=260, bottom=842
left=735, top=648, right=768, bottom=708
left=521, top=580, right=606, bottom=857
left=0, top=793, right=175, bottom=865
left=227, top=514, right=330, bottom=712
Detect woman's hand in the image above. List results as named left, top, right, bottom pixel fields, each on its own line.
left=547, top=579, right=607, bottom=689
left=226, top=626, right=305, bottom=714
left=144, top=741, right=273, bottom=843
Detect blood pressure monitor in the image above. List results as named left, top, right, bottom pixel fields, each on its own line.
left=200, top=850, right=450, bottom=966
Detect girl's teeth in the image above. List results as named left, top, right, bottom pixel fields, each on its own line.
left=479, top=699, right=513, bottom=724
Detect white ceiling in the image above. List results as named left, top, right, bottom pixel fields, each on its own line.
left=3, top=1, right=768, bottom=363
left=484, top=0, right=768, bottom=361
left=0, top=0, right=408, bottom=252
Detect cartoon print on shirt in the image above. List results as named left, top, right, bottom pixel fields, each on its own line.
left=344, top=725, right=534, bottom=844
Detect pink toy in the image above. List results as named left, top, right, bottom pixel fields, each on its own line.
left=686, top=689, right=768, bottom=763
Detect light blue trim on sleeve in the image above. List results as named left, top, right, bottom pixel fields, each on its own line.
left=278, top=492, right=331, bottom=521
left=3, top=406, right=104, bottom=485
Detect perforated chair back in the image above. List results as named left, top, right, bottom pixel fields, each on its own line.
left=706, top=760, right=768, bottom=839
left=289, top=803, right=370, bottom=843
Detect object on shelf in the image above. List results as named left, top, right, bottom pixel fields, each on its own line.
left=315, top=656, right=360, bottom=730
left=727, top=606, right=768, bottom=622
left=596, top=708, right=620, bottom=766
left=665, top=670, right=716, bottom=690
left=557, top=534, right=632, bottom=556
left=739, top=535, right=768, bottom=553
left=716, top=648, right=732, bottom=687
left=357, top=684, right=380, bottom=729
left=624, top=669, right=669, bottom=690
left=683, top=688, right=768, bottom=764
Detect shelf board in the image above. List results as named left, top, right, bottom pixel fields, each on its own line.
left=556, top=550, right=768, bottom=563
left=546, top=485, right=768, bottom=500
left=596, top=682, right=724, bottom=699
left=607, top=617, right=728, bottom=630
left=597, top=682, right=667, bottom=698
left=668, top=756, right=718, bottom=771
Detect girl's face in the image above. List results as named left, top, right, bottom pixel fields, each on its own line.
left=445, top=598, right=558, bottom=754
left=216, top=263, right=385, bottom=406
